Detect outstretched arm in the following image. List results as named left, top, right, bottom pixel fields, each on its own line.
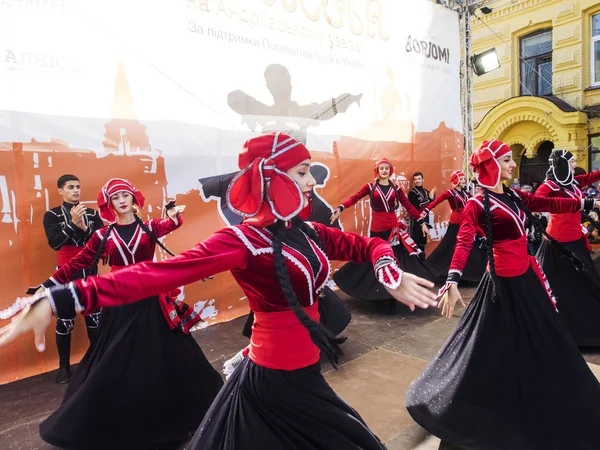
left=148, top=216, right=182, bottom=238
left=446, top=200, right=481, bottom=281
left=330, top=184, right=371, bottom=224
left=0, top=225, right=435, bottom=351
left=227, top=90, right=272, bottom=115
left=533, top=182, right=551, bottom=198
left=43, top=232, right=102, bottom=286
left=48, top=228, right=249, bottom=318
left=295, top=93, right=362, bottom=121
left=310, top=221, right=395, bottom=265
left=436, top=199, right=482, bottom=318
left=420, top=189, right=451, bottom=214
left=517, top=189, right=594, bottom=213
left=339, top=184, right=371, bottom=210
left=309, top=222, right=437, bottom=310
left=575, top=170, right=600, bottom=188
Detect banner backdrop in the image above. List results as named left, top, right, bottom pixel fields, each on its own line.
left=0, top=0, right=462, bottom=382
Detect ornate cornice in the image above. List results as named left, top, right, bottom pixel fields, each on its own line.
left=473, top=0, right=556, bottom=23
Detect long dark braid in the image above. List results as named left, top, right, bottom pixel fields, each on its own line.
left=503, top=186, right=585, bottom=272
left=90, top=223, right=115, bottom=274
left=271, top=222, right=346, bottom=367
left=134, top=214, right=175, bottom=257
left=482, top=188, right=500, bottom=301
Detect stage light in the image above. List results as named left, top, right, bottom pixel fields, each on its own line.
left=472, top=48, right=500, bottom=76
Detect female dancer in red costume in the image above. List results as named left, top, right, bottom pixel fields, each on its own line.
left=331, top=158, right=435, bottom=301
left=406, top=140, right=600, bottom=450
left=419, top=170, right=486, bottom=282
left=534, top=149, right=600, bottom=346
left=32, top=179, right=223, bottom=450
left=0, top=133, right=438, bottom=450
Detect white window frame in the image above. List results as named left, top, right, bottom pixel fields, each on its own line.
left=592, top=13, right=600, bottom=86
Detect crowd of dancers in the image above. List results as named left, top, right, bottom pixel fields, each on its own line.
left=1, top=132, right=600, bottom=449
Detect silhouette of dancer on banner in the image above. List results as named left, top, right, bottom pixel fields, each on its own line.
left=227, top=63, right=362, bottom=143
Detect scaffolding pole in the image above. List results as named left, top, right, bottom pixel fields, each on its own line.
left=460, top=3, right=475, bottom=189
left=446, top=0, right=489, bottom=191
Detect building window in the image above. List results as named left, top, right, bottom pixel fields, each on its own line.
left=590, top=135, right=600, bottom=176
left=592, top=14, right=600, bottom=86
left=520, top=29, right=552, bottom=96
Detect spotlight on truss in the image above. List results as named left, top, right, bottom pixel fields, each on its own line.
left=472, top=47, right=500, bottom=76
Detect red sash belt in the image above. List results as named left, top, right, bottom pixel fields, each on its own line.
left=249, top=303, right=320, bottom=371
left=57, top=245, right=82, bottom=266
left=547, top=213, right=582, bottom=242
left=491, top=236, right=529, bottom=277
left=371, top=211, right=397, bottom=232
left=488, top=236, right=557, bottom=310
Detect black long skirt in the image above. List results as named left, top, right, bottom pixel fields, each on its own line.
left=406, top=269, right=600, bottom=450
left=188, top=357, right=386, bottom=449
left=333, top=229, right=435, bottom=301
left=40, top=296, right=224, bottom=450
left=537, top=237, right=600, bottom=346
left=425, top=223, right=486, bottom=282
left=242, top=286, right=351, bottom=338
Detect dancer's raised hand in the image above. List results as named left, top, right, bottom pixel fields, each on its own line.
left=330, top=209, right=341, bottom=225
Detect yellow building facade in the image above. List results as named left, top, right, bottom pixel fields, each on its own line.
left=472, top=0, right=600, bottom=184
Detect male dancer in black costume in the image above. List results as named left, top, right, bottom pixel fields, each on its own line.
left=40, top=174, right=103, bottom=383
left=408, top=172, right=436, bottom=259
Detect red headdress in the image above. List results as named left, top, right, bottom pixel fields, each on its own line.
left=97, top=178, right=145, bottom=223
left=373, top=158, right=394, bottom=179
left=226, top=132, right=311, bottom=227
left=470, top=139, right=512, bottom=189
left=449, top=170, right=466, bottom=186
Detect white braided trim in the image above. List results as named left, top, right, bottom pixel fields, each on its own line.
left=0, top=290, right=52, bottom=320
left=249, top=226, right=315, bottom=305
left=294, top=223, right=332, bottom=294
left=374, top=256, right=396, bottom=272
left=375, top=259, right=403, bottom=290
left=282, top=250, right=315, bottom=305
left=130, top=226, right=143, bottom=262
left=68, top=282, right=84, bottom=313
left=228, top=226, right=272, bottom=256
left=301, top=229, right=331, bottom=295
left=316, top=253, right=332, bottom=295
left=110, top=228, right=130, bottom=266
left=45, top=288, right=58, bottom=316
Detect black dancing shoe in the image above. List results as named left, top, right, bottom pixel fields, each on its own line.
left=55, top=365, right=71, bottom=384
